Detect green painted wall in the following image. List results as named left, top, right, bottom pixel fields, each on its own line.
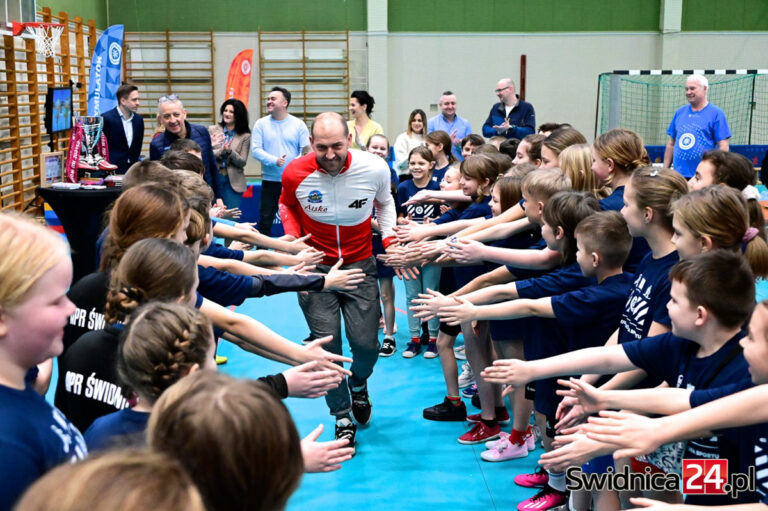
left=682, top=0, right=768, bottom=30
left=38, top=0, right=107, bottom=28
left=388, top=0, right=660, bottom=32
left=107, top=0, right=366, bottom=32
left=36, top=0, right=768, bottom=34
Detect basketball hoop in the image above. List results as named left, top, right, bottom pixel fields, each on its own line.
left=12, top=21, right=65, bottom=59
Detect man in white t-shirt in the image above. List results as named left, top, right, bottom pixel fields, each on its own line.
left=251, top=86, right=310, bottom=235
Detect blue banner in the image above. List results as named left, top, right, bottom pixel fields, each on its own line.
left=87, top=24, right=124, bottom=116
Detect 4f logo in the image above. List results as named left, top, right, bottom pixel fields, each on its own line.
left=348, top=198, right=368, bottom=209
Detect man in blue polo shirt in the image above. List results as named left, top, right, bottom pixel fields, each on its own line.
left=482, top=78, right=535, bottom=140
left=663, top=74, right=731, bottom=178
left=427, top=91, right=472, bottom=162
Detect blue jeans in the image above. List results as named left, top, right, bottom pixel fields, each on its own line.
left=403, top=264, right=441, bottom=338
left=215, top=172, right=243, bottom=210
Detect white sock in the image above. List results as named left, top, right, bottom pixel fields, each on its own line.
left=336, top=416, right=353, bottom=427
left=547, top=470, right=566, bottom=492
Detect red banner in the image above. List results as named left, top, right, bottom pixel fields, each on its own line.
left=225, top=49, right=253, bottom=108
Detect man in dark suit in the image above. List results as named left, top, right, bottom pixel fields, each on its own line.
left=102, top=83, right=144, bottom=174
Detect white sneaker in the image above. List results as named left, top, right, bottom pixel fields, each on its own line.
left=454, top=345, right=467, bottom=360
left=458, top=363, right=475, bottom=388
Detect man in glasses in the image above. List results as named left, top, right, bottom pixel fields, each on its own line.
left=149, top=95, right=221, bottom=201
left=482, top=78, right=535, bottom=140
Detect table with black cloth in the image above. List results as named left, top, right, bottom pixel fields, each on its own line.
left=37, top=186, right=122, bottom=283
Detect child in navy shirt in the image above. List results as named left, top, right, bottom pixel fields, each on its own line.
left=84, top=303, right=218, bottom=451
left=581, top=297, right=768, bottom=507
left=0, top=213, right=86, bottom=510
left=397, top=146, right=441, bottom=358
left=441, top=210, right=633, bottom=511
left=484, top=250, right=755, bottom=507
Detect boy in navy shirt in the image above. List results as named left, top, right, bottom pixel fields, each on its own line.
left=439, top=211, right=633, bottom=505
left=580, top=298, right=768, bottom=507
left=483, top=250, right=755, bottom=506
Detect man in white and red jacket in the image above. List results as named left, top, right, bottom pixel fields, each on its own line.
left=280, top=112, right=398, bottom=453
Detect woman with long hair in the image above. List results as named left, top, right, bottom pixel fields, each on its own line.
left=209, top=98, right=251, bottom=209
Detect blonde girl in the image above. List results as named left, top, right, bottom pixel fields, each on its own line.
left=0, top=212, right=86, bottom=508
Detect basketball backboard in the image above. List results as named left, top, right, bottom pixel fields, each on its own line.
left=1, top=0, right=36, bottom=34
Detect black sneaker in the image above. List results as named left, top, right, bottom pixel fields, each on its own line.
left=423, top=397, right=467, bottom=422
left=379, top=337, right=396, bottom=357
left=350, top=383, right=372, bottom=425
left=335, top=417, right=357, bottom=455
left=471, top=393, right=481, bottom=409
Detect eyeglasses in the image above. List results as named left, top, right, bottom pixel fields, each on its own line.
left=158, top=94, right=179, bottom=103
left=494, top=86, right=511, bottom=94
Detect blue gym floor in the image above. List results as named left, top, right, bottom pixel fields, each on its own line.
left=46, top=277, right=768, bottom=511
left=216, top=278, right=544, bottom=511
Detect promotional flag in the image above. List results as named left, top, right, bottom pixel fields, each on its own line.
left=225, top=49, right=253, bottom=107
left=87, top=24, right=124, bottom=116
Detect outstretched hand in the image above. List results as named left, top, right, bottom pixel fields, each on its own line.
left=437, top=296, right=477, bottom=326
left=446, top=237, right=486, bottom=264
left=480, top=358, right=534, bottom=391
left=410, top=288, right=451, bottom=321
left=283, top=361, right=342, bottom=398
left=583, top=410, right=665, bottom=460
left=324, top=259, right=366, bottom=291
left=302, top=335, right=352, bottom=375
left=538, top=429, right=616, bottom=472
left=301, top=424, right=355, bottom=472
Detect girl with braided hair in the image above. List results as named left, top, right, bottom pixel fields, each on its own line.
left=83, top=302, right=216, bottom=450
left=57, top=238, right=350, bottom=433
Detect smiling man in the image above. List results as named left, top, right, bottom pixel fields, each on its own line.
left=149, top=95, right=219, bottom=200
left=279, top=112, right=399, bottom=454
left=251, top=86, right=310, bottom=235
left=663, top=74, right=731, bottom=178
left=427, top=90, right=472, bottom=161
left=482, top=78, right=535, bottom=140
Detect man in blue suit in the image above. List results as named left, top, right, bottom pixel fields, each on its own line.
left=101, top=83, right=144, bottom=174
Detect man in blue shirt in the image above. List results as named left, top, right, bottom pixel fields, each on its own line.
left=482, top=78, right=535, bottom=140
left=149, top=95, right=220, bottom=200
left=664, top=74, right=731, bottom=178
left=427, top=91, right=472, bottom=162
left=251, top=86, right=310, bottom=236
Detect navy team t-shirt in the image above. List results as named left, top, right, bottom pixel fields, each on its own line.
left=599, top=186, right=650, bottom=273
left=396, top=178, right=440, bottom=223
left=618, top=250, right=678, bottom=344
left=551, top=272, right=634, bottom=351
left=623, top=331, right=750, bottom=505
left=0, top=383, right=87, bottom=510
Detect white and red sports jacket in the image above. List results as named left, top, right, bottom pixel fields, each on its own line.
left=279, top=149, right=397, bottom=264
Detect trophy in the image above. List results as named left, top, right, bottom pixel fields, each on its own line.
left=76, top=116, right=117, bottom=173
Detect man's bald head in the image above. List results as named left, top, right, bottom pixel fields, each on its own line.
left=310, top=112, right=352, bottom=175
left=496, top=78, right=517, bottom=105
left=311, top=112, right=349, bottom=138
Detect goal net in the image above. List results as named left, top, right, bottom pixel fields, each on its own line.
left=596, top=70, right=768, bottom=145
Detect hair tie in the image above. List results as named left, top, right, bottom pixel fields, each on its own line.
left=742, top=227, right=760, bottom=253
left=120, top=286, right=144, bottom=303
left=742, top=184, right=760, bottom=201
